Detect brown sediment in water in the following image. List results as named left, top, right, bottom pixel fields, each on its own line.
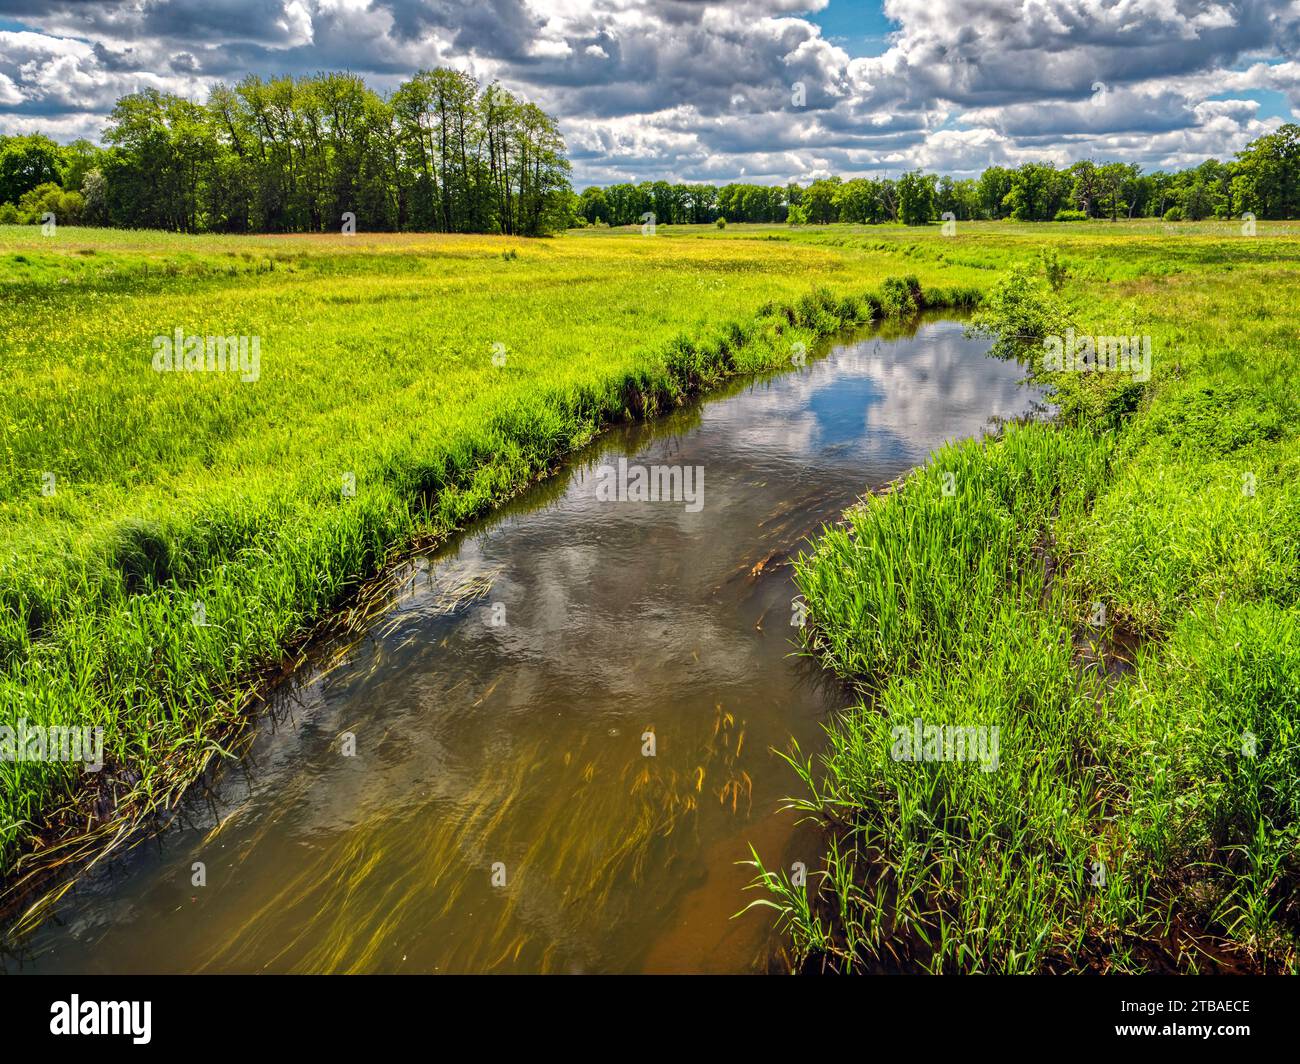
left=7, top=316, right=1045, bottom=974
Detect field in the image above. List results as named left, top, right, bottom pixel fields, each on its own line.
left=1, top=220, right=1298, bottom=969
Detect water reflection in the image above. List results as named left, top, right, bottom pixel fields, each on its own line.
left=12, top=318, right=1044, bottom=974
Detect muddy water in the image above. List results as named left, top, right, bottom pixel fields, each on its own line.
left=14, top=318, right=1044, bottom=974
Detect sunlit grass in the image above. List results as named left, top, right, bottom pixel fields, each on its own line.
left=3, top=220, right=1298, bottom=971
left=763, top=224, right=1300, bottom=972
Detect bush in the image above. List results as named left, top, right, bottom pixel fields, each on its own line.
left=969, top=262, right=1069, bottom=355
left=1039, top=246, right=1068, bottom=291
left=16, top=182, right=84, bottom=225
left=715, top=217, right=726, bottom=229
left=1163, top=206, right=1184, bottom=222
left=0, top=202, right=18, bottom=225
left=879, top=275, right=922, bottom=318
left=1053, top=209, right=1088, bottom=222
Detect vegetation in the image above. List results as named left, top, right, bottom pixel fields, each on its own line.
left=747, top=220, right=1300, bottom=973
left=576, top=126, right=1300, bottom=227
left=2, top=219, right=1298, bottom=974
left=0, top=69, right=573, bottom=236
left=6, top=107, right=1297, bottom=239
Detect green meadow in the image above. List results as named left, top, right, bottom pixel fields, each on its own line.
left=1, top=220, right=1298, bottom=969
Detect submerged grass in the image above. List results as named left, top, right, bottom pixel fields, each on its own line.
left=0, top=222, right=986, bottom=915
left=3, top=221, right=1298, bottom=969
left=753, top=225, right=1300, bottom=973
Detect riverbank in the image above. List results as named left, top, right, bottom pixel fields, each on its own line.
left=1, top=222, right=983, bottom=925
left=3, top=222, right=1297, bottom=967
left=763, top=233, right=1300, bottom=973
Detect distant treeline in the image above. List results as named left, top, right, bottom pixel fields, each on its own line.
left=577, top=124, right=1300, bottom=226
left=5, top=94, right=1298, bottom=234
left=0, top=69, right=573, bottom=236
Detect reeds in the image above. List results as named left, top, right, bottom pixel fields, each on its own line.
left=759, top=239, right=1300, bottom=972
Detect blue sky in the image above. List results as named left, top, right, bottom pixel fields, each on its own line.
left=803, top=0, right=896, bottom=58
left=0, top=1, right=1296, bottom=186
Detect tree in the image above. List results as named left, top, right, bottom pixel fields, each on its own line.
left=977, top=166, right=1013, bottom=219
left=1232, top=124, right=1300, bottom=219
left=1004, top=163, right=1068, bottom=221
left=801, top=177, right=841, bottom=223
left=897, top=170, right=936, bottom=225
left=1097, top=162, right=1140, bottom=221
left=1069, top=160, right=1102, bottom=217
left=0, top=134, right=64, bottom=206
left=90, top=69, right=573, bottom=236
left=579, top=186, right=610, bottom=224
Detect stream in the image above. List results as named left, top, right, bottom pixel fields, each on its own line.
left=11, top=315, right=1045, bottom=974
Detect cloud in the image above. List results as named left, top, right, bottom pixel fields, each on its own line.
left=0, top=0, right=1295, bottom=185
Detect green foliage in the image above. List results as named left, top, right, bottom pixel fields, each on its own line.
left=878, top=275, right=921, bottom=317
left=0, top=134, right=63, bottom=205
left=969, top=262, right=1068, bottom=350
left=1004, top=162, right=1071, bottom=221
left=85, top=72, right=572, bottom=235
left=1039, top=245, right=1068, bottom=290
left=15, top=183, right=85, bottom=225
left=1232, top=123, right=1300, bottom=219
left=0, top=223, right=973, bottom=877
left=765, top=229, right=1300, bottom=972
left=897, top=170, right=936, bottom=226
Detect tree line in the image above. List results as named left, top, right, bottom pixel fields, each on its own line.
left=0, top=69, right=573, bottom=236
left=576, top=124, right=1300, bottom=227
left=4, top=96, right=1298, bottom=233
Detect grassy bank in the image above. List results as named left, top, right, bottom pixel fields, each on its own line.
left=1, top=223, right=985, bottom=898
left=2, top=221, right=1297, bottom=969
left=752, top=224, right=1300, bottom=972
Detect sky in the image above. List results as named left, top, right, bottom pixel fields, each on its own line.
left=0, top=0, right=1297, bottom=187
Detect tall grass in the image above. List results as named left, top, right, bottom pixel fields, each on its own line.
left=0, top=223, right=980, bottom=902
left=761, top=227, right=1300, bottom=972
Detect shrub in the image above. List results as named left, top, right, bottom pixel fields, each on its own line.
left=1053, top=209, right=1088, bottom=222
left=1039, top=245, right=1068, bottom=291
left=879, top=275, right=922, bottom=317
left=1163, top=206, right=1184, bottom=222
left=16, top=182, right=85, bottom=225
left=969, top=262, right=1069, bottom=355
left=715, top=217, right=726, bottom=229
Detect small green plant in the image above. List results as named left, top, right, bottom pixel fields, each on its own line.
left=715, top=217, right=726, bottom=229
left=969, top=262, right=1068, bottom=353
left=879, top=275, right=921, bottom=317
left=1039, top=245, right=1068, bottom=290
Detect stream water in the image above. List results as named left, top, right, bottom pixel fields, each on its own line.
left=12, top=316, right=1045, bottom=974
